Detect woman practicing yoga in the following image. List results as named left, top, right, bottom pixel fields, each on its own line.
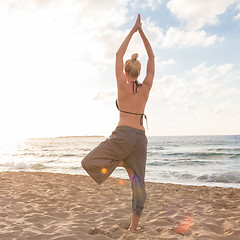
left=82, top=14, right=155, bottom=231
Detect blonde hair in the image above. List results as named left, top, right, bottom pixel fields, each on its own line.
left=124, top=53, right=141, bottom=78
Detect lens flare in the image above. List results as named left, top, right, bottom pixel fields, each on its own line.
left=174, top=216, right=194, bottom=235
left=101, top=168, right=107, bottom=174
left=119, top=179, right=125, bottom=186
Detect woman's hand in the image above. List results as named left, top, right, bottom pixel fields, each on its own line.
left=138, top=22, right=143, bottom=33
left=132, top=14, right=141, bottom=33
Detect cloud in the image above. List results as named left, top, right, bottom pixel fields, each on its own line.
left=92, top=89, right=116, bottom=101
left=216, top=63, right=233, bottom=75
left=141, top=0, right=163, bottom=11
left=151, top=62, right=240, bottom=111
left=233, top=1, right=240, bottom=20
left=160, top=27, right=219, bottom=48
left=75, top=1, right=129, bottom=30
left=9, top=0, right=129, bottom=39
left=184, top=101, right=240, bottom=117
left=233, top=13, right=240, bottom=20
left=7, top=0, right=131, bottom=76
left=167, top=0, right=237, bottom=30
left=130, top=0, right=163, bottom=11
left=187, top=62, right=240, bottom=99
left=143, top=17, right=164, bottom=48
left=189, top=62, right=234, bottom=80
left=185, top=102, right=200, bottom=111
left=159, top=59, right=176, bottom=65
left=141, top=18, right=219, bottom=49
left=97, top=28, right=134, bottom=61
left=152, top=75, right=189, bottom=103
left=208, top=101, right=240, bottom=115
left=156, top=58, right=176, bottom=70
left=148, top=62, right=240, bottom=135
left=187, top=62, right=239, bottom=97
left=188, top=62, right=234, bottom=81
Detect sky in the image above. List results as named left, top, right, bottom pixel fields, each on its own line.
left=1, top=0, right=240, bottom=139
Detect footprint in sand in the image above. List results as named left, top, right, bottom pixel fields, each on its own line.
left=88, top=227, right=110, bottom=237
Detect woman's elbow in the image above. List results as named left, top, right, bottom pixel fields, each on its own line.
left=116, top=51, right=123, bottom=58
left=149, top=53, right=155, bottom=59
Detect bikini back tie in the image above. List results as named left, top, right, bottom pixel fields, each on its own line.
left=130, top=80, right=142, bottom=94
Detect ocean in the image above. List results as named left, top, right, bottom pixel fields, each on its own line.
left=0, top=135, right=240, bottom=188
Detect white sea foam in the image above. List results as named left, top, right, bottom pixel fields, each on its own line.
left=2, top=160, right=27, bottom=169
left=13, top=160, right=28, bottom=169
left=197, top=171, right=240, bottom=183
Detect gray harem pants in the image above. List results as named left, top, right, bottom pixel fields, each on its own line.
left=81, top=126, right=148, bottom=217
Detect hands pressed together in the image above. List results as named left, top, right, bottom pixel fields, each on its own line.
left=132, top=14, right=143, bottom=33
left=116, top=13, right=154, bottom=63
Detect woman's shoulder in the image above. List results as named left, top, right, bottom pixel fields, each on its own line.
left=117, top=84, right=149, bottom=102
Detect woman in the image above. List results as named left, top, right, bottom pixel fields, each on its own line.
left=82, top=14, right=154, bottom=231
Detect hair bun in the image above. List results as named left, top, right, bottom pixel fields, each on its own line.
left=131, top=53, right=138, bottom=61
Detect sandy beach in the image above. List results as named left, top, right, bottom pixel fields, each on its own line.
left=0, top=172, right=239, bottom=240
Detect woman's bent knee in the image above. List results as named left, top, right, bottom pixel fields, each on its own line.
left=81, top=157, right=89, bottom=170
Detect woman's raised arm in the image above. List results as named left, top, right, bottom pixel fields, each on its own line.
left=115, top=14, right=141, bottom=85
left=139, top=25, right=155, bottom=90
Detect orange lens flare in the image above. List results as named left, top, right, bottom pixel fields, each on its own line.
left=101, top=168, right=107, bottom=174
left=119, top=179, right=125, bottom=186
left=174, top=216, right=194, bottom=235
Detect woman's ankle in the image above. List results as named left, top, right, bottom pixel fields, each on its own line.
left=117, top=160, right=125, bottom=167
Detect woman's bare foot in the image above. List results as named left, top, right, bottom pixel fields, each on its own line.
left=128, top=211, right=140, bottom=231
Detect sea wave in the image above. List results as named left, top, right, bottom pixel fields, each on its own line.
left=197, top=171, right=240, bottom=184
left=31, top=163, right=47, bottom=170
left=163, top=152, right=239, bottom=159
left=61, top=154, right=78, bottom=157
left=208, top=148, right=240, bottom=152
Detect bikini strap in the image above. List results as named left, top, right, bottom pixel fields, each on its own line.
left=115, top=99, right=148, bottom=129
left=140, top=114, right=148, bottom=130
left=116, top=99, right=142, bottom=116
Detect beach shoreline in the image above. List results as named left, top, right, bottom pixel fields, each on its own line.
left=1, top=171, right=240, bottom=240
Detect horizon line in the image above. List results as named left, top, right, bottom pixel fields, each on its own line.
left=25, top=133, right=240, bottom=139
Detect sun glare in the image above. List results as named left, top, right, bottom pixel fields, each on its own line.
left=0, top=135, right=26, bottom=145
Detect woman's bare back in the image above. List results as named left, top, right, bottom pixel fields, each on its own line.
left=117, top=79, right=150, bottom=130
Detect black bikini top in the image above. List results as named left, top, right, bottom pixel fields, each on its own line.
left=116, top=80, right=148, bottom=128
